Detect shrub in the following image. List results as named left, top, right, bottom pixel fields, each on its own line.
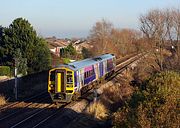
left=113, top=71, right=180, bottom=128
left=63, top=58, right=71, bottom=64
left=145, top=71, right=180, bottom=98
left=0, top=66, right=10, bottom=76
left=86, top=101, right=109, bottom=120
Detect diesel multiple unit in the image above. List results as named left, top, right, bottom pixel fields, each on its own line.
left=48, top=54, right=116, bottom=103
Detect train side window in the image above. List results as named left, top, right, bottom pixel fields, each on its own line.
left=90, top=70, right=92, bottom=76
left=85, top=70, right=95, bottom=79
left=107, top=59, right=113, bottom=69
left=87, top=71, right=89, bottom=77
left=84, top=72, right=87, bottom=79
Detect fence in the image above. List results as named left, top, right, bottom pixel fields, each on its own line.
left=0, top=70, right=48, bottom=101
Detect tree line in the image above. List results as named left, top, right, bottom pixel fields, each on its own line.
left=0, top=7, right=179, bottom=75
left=140, top=8, right=180, bottom=71
left=86, top=7, right=180, bottom=128
left=0, top=18, right=51, bottom=75
left=88, top=7, right=180, bottom=71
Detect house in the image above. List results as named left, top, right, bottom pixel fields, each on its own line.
left=72, top=39, right=93, bottom=53
left=46, top=37, right=70, bottom=67
left=46, top=37, right=70, bottom=57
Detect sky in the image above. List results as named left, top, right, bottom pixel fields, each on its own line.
left=0, top=0, right=179, bottom=38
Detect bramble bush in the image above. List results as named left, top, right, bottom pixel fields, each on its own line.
left=113, top=71, right=180, bottom=128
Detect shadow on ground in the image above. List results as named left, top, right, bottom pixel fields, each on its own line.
left=0, top=105, right=111, bottom=128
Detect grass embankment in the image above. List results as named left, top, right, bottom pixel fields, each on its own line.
left=0, top=76, right=8, bottom=106
left=85, top=71, right=134, bottom=121
left=85, top=53, right=180, bottom=128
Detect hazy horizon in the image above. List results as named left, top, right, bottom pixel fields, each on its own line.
left=1, top=0, right=179, bottom=38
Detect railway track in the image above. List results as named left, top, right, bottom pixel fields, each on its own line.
left=31, top=101, right=78, bottom=128
left=1, top=98, right=88, bottom=128
left=0, top=91, right=48, bottom=111
left=0, top=53, right=145, bottom=128
left=0, top=92, right=51, bottom=127
left=107, top=53, right=145, bottom=81
left=33, top=53, right=146, bottom=128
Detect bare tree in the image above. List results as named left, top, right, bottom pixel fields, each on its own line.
left=89, top=19, right=148, bottom=57
left=172, top=8, right=180, bottom=67
left=140, top=8, right=180, bottom=71
left=140, top=9, right=169, bottom=71
left=111, top=28, right=141, bottom=56
left=89, top=19, right=113, bottom=56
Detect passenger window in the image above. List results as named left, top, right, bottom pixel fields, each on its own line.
left=67, top=75, right=73, bottom=84
left=88, top=71, right=89, bottom=77
left=90, top=70, right=93, bottom=76
left=84, top=72, right=86, bottom=78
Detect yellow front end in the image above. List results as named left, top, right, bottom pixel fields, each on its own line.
left=48, top=67, right=74, bottom=103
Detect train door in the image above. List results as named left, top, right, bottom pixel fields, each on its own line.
left=55, top=69, right=66, bottom=93
left=78, top=69, right=84, bottom=90
left=99, top=62, right=104, bottom=77
left=104, top=61, right=107, bottom=74
left=94, top=63, right=99, bottom=80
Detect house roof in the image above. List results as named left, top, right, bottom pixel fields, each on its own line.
left=47, top=38, right=69, bottom=49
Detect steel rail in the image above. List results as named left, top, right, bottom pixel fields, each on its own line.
left=0, top=91, right=47, bottom=111
left=0, top=96, right=49, bottom=122
left=10, top=104, right=54, bottom=128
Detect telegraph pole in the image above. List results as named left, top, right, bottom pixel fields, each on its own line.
left=14, top=58, right=18, bottom=100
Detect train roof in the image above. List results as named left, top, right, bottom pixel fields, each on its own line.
left=58, top=54, right=115, bottom=71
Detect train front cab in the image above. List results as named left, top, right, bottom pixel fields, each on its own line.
left=48, top=68, right=74, bottom=103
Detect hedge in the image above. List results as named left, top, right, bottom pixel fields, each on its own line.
left=0, top=66, right=10, bottom=76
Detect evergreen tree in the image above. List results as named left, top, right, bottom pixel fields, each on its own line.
left=0, top=18, right=51, bottom=74
left=0, top=26, right=4, bottom=64
left=62, top=43, right=76, bottom=58
left=82, top=47, right=92, bottom=59
left=14, top=49, right=27, bottom=75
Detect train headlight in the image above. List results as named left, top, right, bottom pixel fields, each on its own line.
left=50, top=84, right=54, bottom=87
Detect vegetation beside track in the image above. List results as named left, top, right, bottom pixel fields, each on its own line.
left=84, top=52, right=180, bottom=128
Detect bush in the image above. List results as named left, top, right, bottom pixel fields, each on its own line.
left=82, top=47, right=92, bottom=59
left=113, top=71, right=180, bottom=128
left=63, top=58, right=71, bottom=64
left=86, top=101, right=109, bottom=120
left=0, top=66, right=10, bottom=76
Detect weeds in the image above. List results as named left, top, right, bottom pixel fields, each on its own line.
left=86, top=101, right=109, bottom=120
left=0, top=94, right=6, bottom=106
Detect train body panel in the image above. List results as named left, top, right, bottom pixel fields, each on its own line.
left=48, top=54, right=116, bottom=103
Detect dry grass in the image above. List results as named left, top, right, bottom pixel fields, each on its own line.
left=101, top=72, right=134, bottom=106
left=85, top=70, right=136, bottom=121
left=0, top=94, right=6, bottom=106
left=101, top=83, right=133, bottom=111
left=84, top=71, right=134, bottom=120
left=86, top=101, right=109, bottom=120
left=0, top=76, right=9, bottom=81
left=132, top=54, right=160, bottom=81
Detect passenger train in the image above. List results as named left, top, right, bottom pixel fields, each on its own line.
left=48, top=54, right=116, bottom=103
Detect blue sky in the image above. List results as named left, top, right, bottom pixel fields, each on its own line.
left=0, top=0, right=179, bottom=38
